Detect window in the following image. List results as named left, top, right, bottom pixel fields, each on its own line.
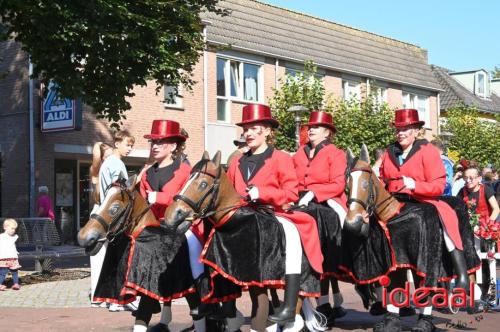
left=343, top=80, right=360, bottom=101
left=477, top=72, right=485, bottom=96
left=217, top=57, right=262, bottom=122
left=402, top=92, right=430, bottom=128
left=372, top=86, right=387, bottom=105
left=164, top=84, right=183, bottom=108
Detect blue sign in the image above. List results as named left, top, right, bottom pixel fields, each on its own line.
left=41, top=82, right=78, bottom=132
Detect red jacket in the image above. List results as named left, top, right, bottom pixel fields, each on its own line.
left=293, top=142, right=347, bottom=208
left=380, top=140, right=462, bottom=250
left=227, top=148, right=323, bottom=273
left=140, top=161, right=191, bottom=221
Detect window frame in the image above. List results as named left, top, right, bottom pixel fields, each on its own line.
left=402, top=90, right=430, bottom=129
left=163, top=83, right=183, bottom=110
left=216, top=55, right=264, bottom=123
left=342, top=79, right=361, bottom=102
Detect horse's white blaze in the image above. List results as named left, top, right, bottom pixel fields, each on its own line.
left=349, top=171, right=362, bottom=210
left=95, top=186, right=120, bottom=215
left=178, top=173, right=197, bottom=195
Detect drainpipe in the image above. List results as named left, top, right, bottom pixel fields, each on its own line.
left=437, top=92, right=441, bottom=135
left=275, top=58, right=279, bottom=90
left=203, top=25, right=209, bottom=150
left=28, top=56, right=35, bottom=217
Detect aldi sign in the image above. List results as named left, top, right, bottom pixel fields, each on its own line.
left=41, top=82, right=82, bottom=132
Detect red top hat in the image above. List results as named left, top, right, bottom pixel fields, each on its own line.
left=236, top=104, right=279, bottom=128
left=143, top=120, right=187, bottom=141
left=392, top=109, right=425, bottom=128
left=307, top=111, right=336, bottom=132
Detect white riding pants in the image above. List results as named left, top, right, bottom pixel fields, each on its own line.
left=185, top=229, right=204, bottom=279
left=327, top=199, right=347, bottom=229
left=276, top=216, right=302, bottom=274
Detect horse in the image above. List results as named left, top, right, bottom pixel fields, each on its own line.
left=164, top=151, right=341, bottom=332
left=77, top=175, right=227, bottom=332
left=342, top=146, right=480, bottom=331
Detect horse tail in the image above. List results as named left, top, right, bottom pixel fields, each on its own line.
left=302, top=298, right=328, bottom=332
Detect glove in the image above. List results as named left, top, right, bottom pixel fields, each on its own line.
left=402, top=176, right=416, bottom=190
left=147, top=191, right=157, bottom=204
left=246, top=186, right=259, bottom=201
left=298, top=191, right=315, bottom=206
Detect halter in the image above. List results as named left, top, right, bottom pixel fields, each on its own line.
left=90, top=182, right=148, bottom=243
left=173, top=161, right=222, bottom=221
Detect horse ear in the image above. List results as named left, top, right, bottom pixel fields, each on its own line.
left=126, top=175, right=137, bottom=192
left=347, top=148, right=355, bottom=164
left=202, top=150, right=210, bottom=160
left=360, top=144, right=371, bottom=164
left=212, top=150, right=221, bottom=168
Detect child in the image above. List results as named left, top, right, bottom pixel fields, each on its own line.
left=0, top=218, right=22, bottom=290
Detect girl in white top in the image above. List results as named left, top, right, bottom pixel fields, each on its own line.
left=0, top=218, right=22, bottom=291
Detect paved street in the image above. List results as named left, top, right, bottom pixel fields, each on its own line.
left=0, top=269, right=499, bottom=331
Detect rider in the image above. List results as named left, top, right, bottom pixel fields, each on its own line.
left=378, top=109, right=469, bottom=331
left=292, top=111, right=348, bottom=326
left=136, top=120, right=207, bottom=332
left=226, top=103, right=324, bottom=330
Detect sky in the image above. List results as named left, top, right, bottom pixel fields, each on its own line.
left=261, top=0, right=499, bottom=74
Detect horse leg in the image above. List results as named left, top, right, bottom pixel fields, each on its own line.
left=133, top=296, right=162, bottom=332
left=373, top=269, right=406, bottom=332
left=410, top=274, right=435, bottom=332
left=269, top=288, right=281, bottom=311
left=315, top=278, right=335, bottom=327
left=249, top=286, right=269, bottom=332
left=330, top=278, right=347, bottom=318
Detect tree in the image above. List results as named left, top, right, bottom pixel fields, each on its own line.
left=492, top=66, right=500, bottom=79
left=269, top=60, right=395, bottom=159
left=0, top=0, right=225, bottom=126
left=441, top=105, right=500, bottom=167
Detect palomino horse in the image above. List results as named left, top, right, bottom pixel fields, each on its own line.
left=164, top=151, right=326, bottom=332
left=343, top=146, right=479, bottom=331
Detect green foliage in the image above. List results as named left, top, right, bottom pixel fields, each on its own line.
left=269, top=60, right=395, bottom=159
left=0, top=0, right=225, bottom=127
left=492, top=66, right=500, bottom=79
left=328, top=98, right=395, bottom=160
left=269, top=60, right=325, bottom=152
left=442, top=105, right=500, bottom=167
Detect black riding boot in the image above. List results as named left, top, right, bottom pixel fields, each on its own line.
left=268, top=274, right=300, bottom=324
left=449, top=249, right=469, bottom=292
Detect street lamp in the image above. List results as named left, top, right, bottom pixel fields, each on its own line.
left=286, top=104, right=309, bottom=149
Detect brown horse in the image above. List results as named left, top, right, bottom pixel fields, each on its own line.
left=77, top=175, right=156, bottom=254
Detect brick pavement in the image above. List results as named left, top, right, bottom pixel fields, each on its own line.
left=0, top=275, right=499, bottom=331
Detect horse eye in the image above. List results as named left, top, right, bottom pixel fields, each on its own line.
left=199, top=181, right=208, bottom=190
left=108, top=203, right=120, bottom=216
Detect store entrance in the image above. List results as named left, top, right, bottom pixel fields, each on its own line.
left=54, top=159, right=77, bottom=244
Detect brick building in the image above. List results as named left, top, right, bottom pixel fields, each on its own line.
left=0, top=0, right=441, bottom=241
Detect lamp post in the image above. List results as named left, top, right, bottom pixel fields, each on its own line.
left=286, top=104, right=309, bottom=149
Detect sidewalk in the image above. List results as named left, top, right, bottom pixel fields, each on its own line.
left=0, top=274, right=499, bottom=331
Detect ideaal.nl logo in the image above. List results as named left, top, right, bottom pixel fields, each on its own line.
left=379, top=275, right=475, bottom=309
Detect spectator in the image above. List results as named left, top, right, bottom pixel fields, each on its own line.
left=226, top=134, right=249, bottom=167
left=452, top=159, right=468, bottom=196
left=90, top=142, right=113, bottom=205
left=37, top=186, right=55, bottom=220
left=431, top=139, right=454, bottom=196
left=0, top=218, right=22, bottom=291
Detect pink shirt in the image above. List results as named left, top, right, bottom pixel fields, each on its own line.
left=37, top=195, right=55, bottom=221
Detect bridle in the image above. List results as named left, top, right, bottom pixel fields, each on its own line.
left=346, top=160, right=398, bottom=218
left=173, top=160, right=245, bottom=222
left=173, top=161, right=223, bottom=221
left=90, top=182, right=149, bottom=243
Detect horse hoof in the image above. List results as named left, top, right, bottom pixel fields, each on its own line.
left=331, top=306, right=347, bottom=319
left=146, top=323, right=171, bottom=332
left=369, top=302, right=388, bottom=316
left=399, top=306, right=416, bottom=317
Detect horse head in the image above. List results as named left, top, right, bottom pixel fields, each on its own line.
left=164, top=151, right=241, bottom=235
left=78, top=175, right=150, bottom=255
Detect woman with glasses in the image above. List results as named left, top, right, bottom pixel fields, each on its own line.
left=458, top=164, right=499, bottom=305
